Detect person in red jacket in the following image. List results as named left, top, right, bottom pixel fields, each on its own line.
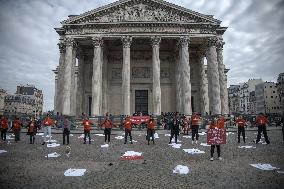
left=42, top=114, right=54, bottom=145
left=0, top=116, right=9, bottom=141
left=209, top=117, right=225, bottom=161
left=147, top=116, right=156, bottom=145
left=235, top=115, right=247, bottom=143
left=82, top=117, right=93, bottom=144
left=255, top=113, right=270, bottom=144
left=191, top=113, right=201, bottom=144
left=101, top=113, right=116, bottom=143
left=123, top=116, right=133, bottom=144
left=11, top=117, right=22, bottom=142
left=27, top=117, right=38, bottom=144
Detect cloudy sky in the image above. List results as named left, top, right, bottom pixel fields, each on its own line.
left=0, top=0, right=283, bottom=111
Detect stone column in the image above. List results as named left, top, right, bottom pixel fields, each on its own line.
left=62, top=38, right=76, bottom=116
left=206, top=37, right=221, bottom=115
left=217, top=40, right=229, bottom=114
left=76, top=48, right=85, bottom=116
left=91, top=37, right=103, bottom=116
left=70, top=46, right=77, bottom=116
left=56, top=40, right=65, bottom=114
left=121, top=36, right=132, bottom=116
left=151, top=36, right=162, bottom=115
left=179, top=36, right=192, bottom=115
left=54, top=72, right=58, bottom=113
left=102, top=48, right=108, bottom=114
left=175, top=45, right=182, bottom=112
left=197, top=52, right=209, bottom=115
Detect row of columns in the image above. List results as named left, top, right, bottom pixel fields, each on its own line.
left=56, top=36, right=229, bottom=116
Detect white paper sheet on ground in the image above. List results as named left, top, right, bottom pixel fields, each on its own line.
left=122, top=151, right=142, bottom=157
left=198, top=132, right=206, bottom=136
left=36, top=133, right=44, bottom=136
left=132, top=140, right=138, bottom=143
left=64, top=169, right=86, bottom=177
left=250, top=164, right=280, bottom=171
left=277, top=170, right=284, bottom=174
left=168, top=143, right=182, bottom=149
left=183, top=148, right=205, bottom=154
left=70, top=134, right=74, bottom=137
left=101, top=144, right=109, bottom=148
left=165, top=134, right=171, bottom=136
left=115, top=136, right=124, bottom=140
left=171, top=139, right=182, bottom=143
left=154, top=133, right=159, bottom=139
left=173, top=165, right=189, bottom=175
left=45, top=152, right=60, bottom=158
left=46, top=139, right=57, bottom=143
left=0, top=150, right=7, bottom=154
left=226, top=132, right=235, bottom=136
left=47, top=143, right=60, bottom=148
left=95, top=134, right=104, bottom=136
left=6, top=135, right=14, bottom=140
left=42, top=135, right=52, bottom=138
left=258, top=139, right=267, bottom=145
left=200, top=143, right=211, bottom=147
left=78, top=134, right=84, bottom=138
left=182, top=136, right=191, bottom=138
left=238, top=146, right=256, bottom=149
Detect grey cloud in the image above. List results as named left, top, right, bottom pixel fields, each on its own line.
left=0, top=0, right=283, bottom=111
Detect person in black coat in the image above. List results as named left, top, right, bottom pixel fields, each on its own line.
left=169, top=113, right=180, bottom=144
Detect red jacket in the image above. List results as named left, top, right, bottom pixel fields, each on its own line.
left=147, top=119, right=156, bottom=129
left=124, top=119, right=132, bottom=130
left=1, top=118, right=9, bottom=129
left=217, top=117, right=225, bottom=128
left=82, top=119, right=92, bottom=131
left=191, top=115, right=201, bottom=126
left=43, top=117, right=53, bottom=127
left=235, top=119, right=246, bottom=127
left=102, top=119, right=114, bottom=129
left=28, top=121, right=37, bottom=133
left=12, top=120, right=22, bottom=132
left=256, top=115, right=268, bottom=126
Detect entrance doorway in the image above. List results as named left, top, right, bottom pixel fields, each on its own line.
left=135, top=90, right=148, bottom=114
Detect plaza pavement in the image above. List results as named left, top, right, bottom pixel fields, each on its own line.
left=0, top=127, right=283, bottom=189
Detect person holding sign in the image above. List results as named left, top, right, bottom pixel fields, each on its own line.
left=235, top=115, right=247, bottom=143
left=124, top=116, right=133, bottom=144
left=207, top=116, right=226, bottom=161
left=147, top=116, right=156, bottom=145
left=82, top=116, right=93, bottom=144
left=255, top=113, right=270, bottom=144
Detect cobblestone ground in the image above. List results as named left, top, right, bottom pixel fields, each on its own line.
left=0, top=128, right=283, bottom=189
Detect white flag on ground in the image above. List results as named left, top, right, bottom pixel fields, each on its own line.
left=238, top=146, right=256, bottom=149
left=173, top=165, right=190, bottom=175
left=183, top=148, right=205, bottom=154
left=0, top=150, right=7, bottom=154
left=250, top=164, right=280, bottom=171
left=168, top=143, right=182, bottom=149
left=47, top=143, right=60, bottom=148
left=115, top=136, right=124, bottom=140
left=64, top=169, right=86, bottom=176
left=45, top=152, right=60, bottom=158
left=101, top=144, right=109, bottom=148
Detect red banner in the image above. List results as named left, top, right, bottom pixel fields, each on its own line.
left=207, top=128, right=226, bottom=145
left=130, top=116, right=150, bottom=125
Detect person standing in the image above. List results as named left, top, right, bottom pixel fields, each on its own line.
left=169, top=113, right=180, bottom=144
left=255, top=113, right=270, bottom=144
left=147, top=116, right=156, bottom=145
left=276, top=114, right=284, bottom=141
left=124, top=116, right=133, bottom=144
left=191, top=113, right=201, bottom=144
left=41, top=114, right=54, bottom=145
left=11, top=117, right=22, bottom=142
left=235, top=115, right=247, bottom=143
left=101, top=113, right=116, bottom=144
left=82, top=117, right=93, bottom=144
left=27, top=117, right=38, bottom=144
left=0, top=116, right=9, bottom=141
left=209, top=117, right=224, bottom=161
left=62, top=116, right=73, bottom=145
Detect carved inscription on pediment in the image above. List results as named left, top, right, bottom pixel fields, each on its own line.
left=132, top=67, right=150, bottom=78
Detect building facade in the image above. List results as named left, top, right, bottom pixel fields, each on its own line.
left=276, top=73, right=284, bottom=114
left=255, top=82, right=282, bottom=114
left=0, top=89, right=7, bottom=115
left=228, top=85, right=240, bottom=114
left=54, top=0, right=229, bottom=116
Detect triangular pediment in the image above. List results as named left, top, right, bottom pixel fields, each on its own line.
left=62, top=0, right=221, bottom=25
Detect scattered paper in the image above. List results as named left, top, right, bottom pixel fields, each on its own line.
left=198, top=132, right=206, bottom=136
left=95, top=134, right=104, bottom=136
left=64, top=169, right=86, bottom=177
left=168, top=143, right=182, bottom=149
left=154, top=133, right=159, bottom=139
left=122, top=151, right=142, bottom=157
left=200, top=143, right=211, bottom=147
left=165, top=134, right=171, bottom=136
left=277, top=171, right=284, bottom=174
left=78, top=134, right=84, bottom=139
left=183, top=148, right=205, bottom=154
left=250, top=164, right=280, bottom=171
left=46, top=139, right=57, bottom=143
left=171, top=139, right=182, bottom=143
left=101, top=144, right=109, bottom=148
left=36, top=133, right=44, bottom=136
left=42, top=135, right=52, bottom=138
left=47, top=143, right=60, bottom=148
left=226, top=132, right=235, bottom=136
left=6, top=135, right=14, bottom=140
left=0, top=150, right=7, bottom=154
left=173, top=165, right=190, bottom=175
left=238, top=146, right=256, bottom=149
left=132, top=140, right=138, bottom=143
left=46, top=152, right=60, bottom=158
left=78, top=134, right=94, bottom=141
left=182, top=136, right=191, bottom=138
left=115, top=136, right=124, bottom=140
left=70, top=134, right=74, bottom=137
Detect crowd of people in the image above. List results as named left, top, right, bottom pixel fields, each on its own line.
left=0, top=112, right=283, bottom=161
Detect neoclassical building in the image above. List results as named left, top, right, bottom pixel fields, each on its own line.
left=54, top=0, right=229, bottom=117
